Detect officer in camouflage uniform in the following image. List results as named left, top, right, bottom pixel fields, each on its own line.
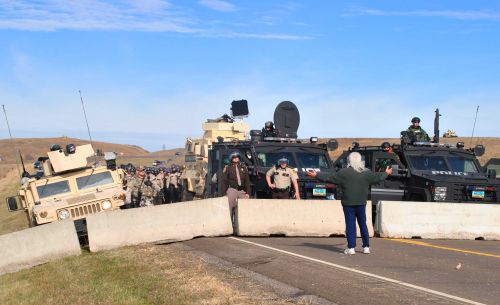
left=123, top=166, right=137, bottom=208
left=220, top=151, right=251, bottom=218
left=152, top=170, right=165, bottom=204
left=140, top=173, right=161, bottom=207
left=266, top=157, right=300, bottom=200
left=128, top=166, right=160, bottom=207
left=162, top=167, right=171, bottom=204
left=407, top=117, right=430, bottom=142
left=168, top=164, right=182, bottom=203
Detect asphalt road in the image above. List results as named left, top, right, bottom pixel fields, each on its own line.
left=184, top=237, right=500, bottom=305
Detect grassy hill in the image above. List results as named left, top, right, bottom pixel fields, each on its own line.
left=0, top=137, right=149, bottom=164
left=327, top=137, right=499, bottom=165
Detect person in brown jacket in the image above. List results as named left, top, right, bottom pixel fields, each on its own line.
left=220, top=151, right=251, bottom=219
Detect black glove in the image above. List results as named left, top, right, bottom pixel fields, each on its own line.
left=144, top=180, right=153, bottom=187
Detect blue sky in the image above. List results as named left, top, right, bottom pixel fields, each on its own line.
left=1, top=0, right=499, bottom=151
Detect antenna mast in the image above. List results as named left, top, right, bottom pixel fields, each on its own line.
left=2, top=104, right=21, bottom=177
left=79, top=90, right=94, bottom=149
left=470, top=105, right=479, bottom=146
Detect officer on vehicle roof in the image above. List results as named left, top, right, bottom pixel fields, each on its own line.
left=407, top=117, right=430, bottom=142
left=266, top=157, right=300, bottom=200
left=220, top=151, right=251, bottom=218
left=261, top=121, right=279, bottom=138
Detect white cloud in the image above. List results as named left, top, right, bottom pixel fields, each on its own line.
left=0, top=0, right=311, bottom=40
left=347, top=7, right=500, bottom=20
left=198, top=0, right=236, bottom=13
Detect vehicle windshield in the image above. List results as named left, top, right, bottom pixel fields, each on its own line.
left=37, top=180, right=71, bottom=199
left=76, top=171, right=114, bottom=190
left=409, top=155, right=449, bottom=171
left=257, top=152, right=296, bottom=167
left=447, top=156, right=479, bottom=173
left=296, top=152, right=330, bottom=169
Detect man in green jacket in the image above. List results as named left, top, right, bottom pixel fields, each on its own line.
left=308, top=152, right=392, bottom=255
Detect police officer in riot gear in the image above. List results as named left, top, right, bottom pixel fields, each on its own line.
left=266, top=157, right=300, bottom=200
left=407, top=117, right=430, bottom=142
left=376, top=142, right=399, bottom=172
left=262, top=121, right=278, bottom=138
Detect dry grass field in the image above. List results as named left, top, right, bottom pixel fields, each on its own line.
left=0, top=243, right=306, bottom=305
left=0, top=137, right=149, bottom=165
left=0, top=170, right=29, bottom=235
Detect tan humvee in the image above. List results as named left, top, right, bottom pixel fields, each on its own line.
left=443, top=129, right=458, bottom=138
left=6, top=144, right=125, bottom=227
left=181, top=118, right=250, bottom=199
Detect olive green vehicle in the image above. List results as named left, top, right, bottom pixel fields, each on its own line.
left=6, top=143, right=126, bottom=230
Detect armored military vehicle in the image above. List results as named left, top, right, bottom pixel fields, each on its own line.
left=443, top=129, right=458, bottom=138
left=333, top=109, right=500, bottom=215
left=6, top=144, right=126, bottom=231
left=181, top=100, right=339, bottom=200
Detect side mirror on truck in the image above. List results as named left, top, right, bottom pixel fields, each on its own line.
left=6, top=196, right=24, bottom=212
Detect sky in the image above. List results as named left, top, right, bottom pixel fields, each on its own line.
left=1, top=0, right=499, bottom=151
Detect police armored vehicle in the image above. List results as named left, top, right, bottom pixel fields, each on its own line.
left=182, top=100, right=339, bottom=200
left=333, top=109, right=500, bottom=209
left=6, top=144, right=126, bottom=231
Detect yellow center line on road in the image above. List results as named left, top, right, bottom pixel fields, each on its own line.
left=384, top=238, right=500, bottom=259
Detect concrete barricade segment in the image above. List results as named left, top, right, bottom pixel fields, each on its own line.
left=236, top=199, right=373, bottom=237
left=87, top=197, right=233, bottom=252
left=377, top=201, right=500, bottom=240
left=0, top=220, right=81, bottom=275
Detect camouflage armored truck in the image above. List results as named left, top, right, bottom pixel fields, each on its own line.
left=181, top=100, right=339, bottom=200
left=6, top=143, right=126, bottom=230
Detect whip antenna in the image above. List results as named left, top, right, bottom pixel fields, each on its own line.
left=470, top=105, right=479, bottom=146
left=79, top=90, right=94, bottom=149
left=2, top=104, right=21, bottom=177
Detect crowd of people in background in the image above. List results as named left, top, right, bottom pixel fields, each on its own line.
left=121, top=164, right=183, bottom=208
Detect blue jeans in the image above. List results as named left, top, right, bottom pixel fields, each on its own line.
left=342, top=204, right=370, bottom=249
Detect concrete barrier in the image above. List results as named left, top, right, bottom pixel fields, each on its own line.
left=377, top=201, right=500, bottom=240
left=236, top=199, right=373, bottom=237
left=0, top=220, right=81, bottom=275
left=87, top=197, right=233, bottom=252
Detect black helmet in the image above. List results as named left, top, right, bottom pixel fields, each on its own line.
left=229, top=151, right=241, bottom=160
left=411, top=117, right=421, bottom=123
left=381, top=142, right=391, bottom=150
left=264, top=121, right=274, bottom=129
